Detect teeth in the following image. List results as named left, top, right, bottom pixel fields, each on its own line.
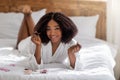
left=51, top=36, right=56, bottom=39
left=51, top=37, right=56, bottom=39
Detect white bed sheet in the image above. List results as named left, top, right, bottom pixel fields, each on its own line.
left=0, top=38, right=116, bottom=80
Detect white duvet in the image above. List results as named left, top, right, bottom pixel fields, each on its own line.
left=0, top=38, right=116, bottom=80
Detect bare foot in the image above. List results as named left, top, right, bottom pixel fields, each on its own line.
left=13, top=5, right=32, bottom=14
left=21, top=5, right=32, bottom=14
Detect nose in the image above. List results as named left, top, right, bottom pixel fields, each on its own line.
left=50, top=30, right=55, bottom=35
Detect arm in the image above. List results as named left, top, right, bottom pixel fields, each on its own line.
left=68, top=43, right=81, bottom=68
left=31, top=34, right=41, bottom=64
left=34, top=45, right=41, bottom=64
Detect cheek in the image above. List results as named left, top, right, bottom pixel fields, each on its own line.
left=58, top=31, right=62, bottom=37
left=46, top=31, right=50, bottom=36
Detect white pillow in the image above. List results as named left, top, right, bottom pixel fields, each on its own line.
left=69, top=15, right=99, bottom=40
left=0, top=9, right=46, bottom=39
left=32, top=9, right=46, bottom=24
left=0, top=39, right=16, bottom=50
left=74, top=38, right=116, bottom=71
left=0, top=13, right=23, bottom=39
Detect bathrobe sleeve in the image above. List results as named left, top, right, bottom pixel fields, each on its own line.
left=65, top=39, right=82, bottom=70
left=18, top=36, right=38, bottom=70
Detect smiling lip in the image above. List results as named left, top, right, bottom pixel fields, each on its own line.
left=50, top=36, right=57, bottom=40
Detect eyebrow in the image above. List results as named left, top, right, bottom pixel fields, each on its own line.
left=47, top=25, right=60, bottom=28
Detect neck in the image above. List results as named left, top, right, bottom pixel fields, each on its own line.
left=52, top=42, right=60, bottom=47
left=51, top=42, right=60, bottom=55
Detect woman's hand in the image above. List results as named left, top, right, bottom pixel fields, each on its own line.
left=68, top=43, right=81, bottom=68
left=31, top=33, right=41, bottom=46
left=68, top=43, right=81, bottom=54
left=31, top=32, right=42, bottom=64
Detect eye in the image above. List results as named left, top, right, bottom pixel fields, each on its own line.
left=55, top=25, right=60, bottom=30
left=55, top=27, right=60, bottom=30
left=46, top=27, right=50, bottom=30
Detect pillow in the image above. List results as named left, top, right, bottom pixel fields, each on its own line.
left=74, top=38, right=116, bottom=71
left=0, top=39, right=16, bottom=50
left=69, top=15, right=99, bottom=40
left=0, top=13, right=23, bottom=39
left=0, top=9, right=46, bottom=39
left=32, top=9, right=46, bottom=24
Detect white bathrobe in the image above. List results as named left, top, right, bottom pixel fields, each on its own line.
left=18, top=36, right=81, bottom=70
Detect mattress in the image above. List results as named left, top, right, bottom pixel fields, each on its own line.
left=0, top=38, right=116, bottom=80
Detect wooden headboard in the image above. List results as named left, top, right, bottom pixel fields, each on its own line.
left=0, top=0, right=106, bottom=40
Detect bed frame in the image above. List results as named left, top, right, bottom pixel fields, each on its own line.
left=0, top=0, right=106, bottom=40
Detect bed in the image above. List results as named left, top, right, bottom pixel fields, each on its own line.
left=0, top=0, right=117, bottom=80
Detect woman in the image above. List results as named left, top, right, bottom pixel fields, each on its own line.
left=17, top=5, right=81, bottom=70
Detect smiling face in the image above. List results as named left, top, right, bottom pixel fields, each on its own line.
left=46, top=19, right=62, bottom=44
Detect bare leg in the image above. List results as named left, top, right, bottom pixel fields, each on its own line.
left=26, top=14, right=35, bottom=35
left=16, top=5, right=35, bottom=49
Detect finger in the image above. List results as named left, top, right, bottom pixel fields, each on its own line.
left=31, top=37, right=35, bottom=42
left=72, top=49, right=75, bottom=53
left=76, top=46, right=80, bottom=51
left=73, top=46, right=77, bottom=51
left=31, top=36, right=33, bottom=39
left=32, top=37, right=36, bottom=41
left=75, top=45, right=80, bottom=50
left=34, top=34, right=40, bottom=40
left=32, top=34, right=37, bottom=38
left=77, top=43, right=81, bottom=48
left=72, top=46, right=80, bottom=52
left=32, top=35, right=38, bottom=40
left=36, top=36, right=39, bottom=40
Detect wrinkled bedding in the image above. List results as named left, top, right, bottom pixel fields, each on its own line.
left=0, top=38, right=116, bottom=80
